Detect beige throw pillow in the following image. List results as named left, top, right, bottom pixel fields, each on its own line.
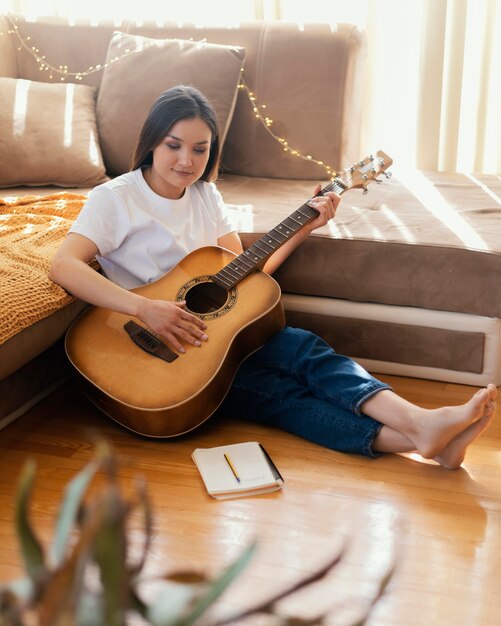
left=0, top=77, right=107, bottom=188
left=96, top=32, right=245, bottom=175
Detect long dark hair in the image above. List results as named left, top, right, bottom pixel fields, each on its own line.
left=131, top=85, right=221, bottom=182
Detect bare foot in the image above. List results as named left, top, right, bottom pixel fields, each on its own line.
left=411, top=384, right=497, bottom=459
left=433, top=400, right=495, bottom=469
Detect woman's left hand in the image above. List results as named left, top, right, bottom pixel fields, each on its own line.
left=306, top=184, right=341, bottom=231
left=262, top=183, right=341, bottom=275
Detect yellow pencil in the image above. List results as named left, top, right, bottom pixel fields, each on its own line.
left=224, top=453, right=240, bottom=482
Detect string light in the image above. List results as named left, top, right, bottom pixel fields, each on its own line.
left=237, top=79, right=336, bottom=179
left=2, top=15, right=159, bottom=81
left=1, top=14, right=336, bottom=179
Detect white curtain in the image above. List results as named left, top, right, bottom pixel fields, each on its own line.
left=1, top=0, right=500, bottom=174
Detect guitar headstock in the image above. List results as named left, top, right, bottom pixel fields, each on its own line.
left=337, top=150, right=393, bottom=194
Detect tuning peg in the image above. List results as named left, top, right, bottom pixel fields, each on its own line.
left=384, top=171, right=393, bottom=179
left=362, top=187, right=369, bottom=195
left=376, top=178, right=383, bottom=184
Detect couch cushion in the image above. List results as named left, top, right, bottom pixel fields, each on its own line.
left=123, top=22, right=367, bottom=181
left=2, top=17, right=366, bottom=181
left=0, top=77, right=107, bottom=188
left=217, top=169, right=501, bottom=319
left=221, top=22, right=366, bottom=181
left=96, top=31, right=245, bottom=176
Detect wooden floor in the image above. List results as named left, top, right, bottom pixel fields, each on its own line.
left=0, top=374, right=500, bottom=625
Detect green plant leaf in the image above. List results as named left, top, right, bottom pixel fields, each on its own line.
left=0, top=577, right=33, bottom=601
left=127, top=478, right=153, bottom=578
left=51, top=441, right=109, bottom=566
left=350, top=561, right=395, bottom=626
left=94, top=489, right=129, bottom=626
left=176, top=541, right=257, bottom=626
left=36, top=481, right=125, bottom=626
left=212, top=547, right=346, bottom=626
left=127, top=587, right=149, bottom=620
left=145, top=580, right=203, bottom=626
left=15, top=459, right=46, bottom=582
left=75, top=591, right=104, bottom=626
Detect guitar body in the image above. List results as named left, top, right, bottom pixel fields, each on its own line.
left=65, top=152, right=392, bottom=439
left=65, top=246, right=285, bottom=438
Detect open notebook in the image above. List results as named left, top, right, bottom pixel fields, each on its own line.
left=192, top=441, right=284, bottom=500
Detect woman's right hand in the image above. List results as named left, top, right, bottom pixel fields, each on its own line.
left=136, top=298, right=208, bottom=354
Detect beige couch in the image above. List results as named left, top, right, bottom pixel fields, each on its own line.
left=1, top=14, right=500, bottom=429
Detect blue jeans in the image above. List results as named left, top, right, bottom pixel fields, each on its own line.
left=218, top=326, right=391, bottom=457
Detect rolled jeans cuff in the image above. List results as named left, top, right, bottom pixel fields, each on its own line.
left=352, top=382, right=393, bottom=417
left=363, top=421, right=385, bottom=457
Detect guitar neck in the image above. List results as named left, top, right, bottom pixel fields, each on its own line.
left=213, top=178, right=347, bottom=291
left=212, top=150, right=393, bottom=291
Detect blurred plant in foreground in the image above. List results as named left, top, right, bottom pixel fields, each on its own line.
left=0, top=441, right=393, bottom=626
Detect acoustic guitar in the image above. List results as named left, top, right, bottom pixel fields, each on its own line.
left=65, top=151, right=392, bottom=437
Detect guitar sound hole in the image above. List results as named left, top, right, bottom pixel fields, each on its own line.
left=184, top=281, right=229, bottom=314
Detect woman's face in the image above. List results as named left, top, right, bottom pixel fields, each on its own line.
left=147, top=117, right=212, bottom=199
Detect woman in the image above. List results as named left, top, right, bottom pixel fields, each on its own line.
left=50, top=85, right=496, bottom=468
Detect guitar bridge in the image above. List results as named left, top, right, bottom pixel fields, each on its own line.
left=124, top=321, right=178, bottom=363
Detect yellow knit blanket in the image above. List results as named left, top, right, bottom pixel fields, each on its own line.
left=0, top=192, right=87, bottom=346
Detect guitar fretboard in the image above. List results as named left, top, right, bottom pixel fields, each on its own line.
left=213, top=178, right=347, bottom=291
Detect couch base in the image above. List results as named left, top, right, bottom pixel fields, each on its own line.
left=2, top=296, right=498, bottom=431
left=283, top=294, right=501, bottom=387
left=0, top=339, right=71, bottom=430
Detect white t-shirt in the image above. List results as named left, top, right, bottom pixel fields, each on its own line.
left=70, top=168, right=236, bottom=289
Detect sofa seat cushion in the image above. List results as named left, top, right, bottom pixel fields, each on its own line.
left=3, top=169, right=500, bottom=324
left=218, top=170, right=501, bottom=319
left=96, top=31, right=246, bottom=175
